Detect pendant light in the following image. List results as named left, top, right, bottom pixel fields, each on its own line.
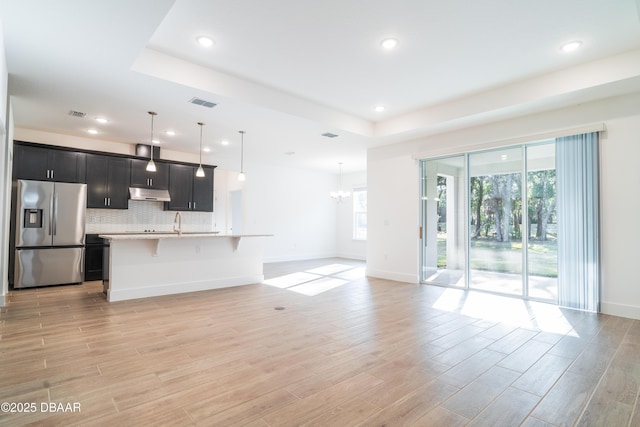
left=238, top=130, right=246, bottom=181
left=330, top=162, right=350, bottom=201
left=146, top=111, right=157, bottom=172
left=195, top=122, right=205, bottom=177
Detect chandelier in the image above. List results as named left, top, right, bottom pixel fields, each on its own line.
left=330, top=162, right=350, bottom=202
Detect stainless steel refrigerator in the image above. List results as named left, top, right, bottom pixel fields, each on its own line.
left=14, top=180, right=87, bottom=288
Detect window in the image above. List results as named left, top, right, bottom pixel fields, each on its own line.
left=353, top=188, right=367, bottom=240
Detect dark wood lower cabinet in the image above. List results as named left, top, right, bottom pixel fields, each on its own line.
left=84, top=234, right=107, bottom=281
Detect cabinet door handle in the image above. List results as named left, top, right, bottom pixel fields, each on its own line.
left=104, top=197, right=107, bottom=206
left=150, top=178, right=153, bottom=187
left=193, top=202, right=196, bottom=210
left=188, top=202, right=191, bottom=209
left=51, top=170, right=54, bottom=179
left=46, top=169, right=50, bottom=179
left=108, top=198, right=111, bottom=206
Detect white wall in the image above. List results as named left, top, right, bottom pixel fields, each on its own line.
left=599, top=114, right=640, bottom=319
left=0, top=18, right=10, bottom=305
left=367, top=155, right=420, bottom=283
left=367, top=91, right=640, bottom=320
left=242, top=162, right=337, bottom=262
left=336, top=171, right=367, bottom=260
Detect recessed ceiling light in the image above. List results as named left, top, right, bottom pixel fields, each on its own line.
left=152, top=139, right=160, bottom=145
left=87, top=129, right=98, bottom=135
left=380, top=38, right=398, bottom=50
left=374, top=105, right=385, bottom=112
left=220, top=140, right=229, bottom=146
left=165, top=130, right=176, bottom=136
left=196, top=36, right=214, bottom=47
left=95, top=117, right=108, bottom=124
left=561, top=40, right=582, bottom=53
left=285, top=151, right=296, bottom=156
left=203, top=147, right=211, bottom=153
left=501, top=154, right=508, bottom=160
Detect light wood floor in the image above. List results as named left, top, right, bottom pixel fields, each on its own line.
left=1, top=258, right=639, bottom=426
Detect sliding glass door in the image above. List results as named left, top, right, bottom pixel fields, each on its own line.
left=526, top=143, right=558, bottom=301
left=420, top=156, right=466, bottom=287
left=421, top=140, right=563, bottom=304
left=468, top=147, right=523, bottom=296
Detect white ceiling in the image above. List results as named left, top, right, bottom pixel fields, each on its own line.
left=1, top=0, right=640, bottom=173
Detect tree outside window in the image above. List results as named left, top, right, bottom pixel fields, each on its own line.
left=353, top=188, right=367, bottom=240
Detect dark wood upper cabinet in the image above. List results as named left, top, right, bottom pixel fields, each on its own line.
left=13, top=141, right=215, bottom=213
left=85, top=154, right=130, bottom=209
left=166, top=163, right=192, bottom=211
left=192, top=166, right=214, bottom=212
left=165, top=164, right=214, bottom=212
left=130, top=159, right=169, bottom=190
left=13, top=144, right=85, bottom=183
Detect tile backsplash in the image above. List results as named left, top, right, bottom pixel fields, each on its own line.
left=85, top=200, right=215, bottom=233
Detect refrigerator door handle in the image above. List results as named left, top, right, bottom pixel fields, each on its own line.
left=48, top=193, right=54, bottom=235
left=52, top=192, right=58, bottom=236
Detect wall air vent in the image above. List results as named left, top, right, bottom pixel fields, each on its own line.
left=189, top=97, right=217, bottom=108
left=321, top=132, right=339, bottom=138
left=68, top=110, right=86, bottom=118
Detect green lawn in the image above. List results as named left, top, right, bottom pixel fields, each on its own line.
left=438, top=237, right=558, bottom=277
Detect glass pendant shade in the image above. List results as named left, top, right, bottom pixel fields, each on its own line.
left=196, top=165, right=205, bottom=177
left=146, top=159, right=156, bottom=172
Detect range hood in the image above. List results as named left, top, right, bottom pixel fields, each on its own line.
left=129, top=187, right=171, bottom=202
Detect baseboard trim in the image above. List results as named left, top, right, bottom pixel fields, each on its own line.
left=365, top=268, right=418, bottom=284
left=600, top=301, right=640, bottom=320
left=336, top=253, right=366, bottom=261
left=264, top=254, right=345, bottom=263
left=107, top=275, right=263, bottom=302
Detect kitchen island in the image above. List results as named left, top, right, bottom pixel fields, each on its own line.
left=99, top=232, right=271, bottom=302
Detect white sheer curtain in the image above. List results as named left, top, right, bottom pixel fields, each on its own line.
left=556, top=132, right=600, bottom=311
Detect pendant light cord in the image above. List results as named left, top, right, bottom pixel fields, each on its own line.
left=198, top=122, right=204, bottom=165
left=240, top=130, right=245, bottom=173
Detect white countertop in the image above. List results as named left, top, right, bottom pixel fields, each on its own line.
left=99, top=232, right=272, bottom=240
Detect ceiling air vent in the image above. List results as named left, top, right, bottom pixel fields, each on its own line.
left=189, top=97, right=217, bottom=108
left=321, top=132, right=339, bottom=138
left=68, top=110, right=86, bottom=118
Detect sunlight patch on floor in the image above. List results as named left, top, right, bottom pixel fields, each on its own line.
left=306, top=264, right=355, bottom=276
left=335, top=267, right=367, bottom=280
left=432, top=288, right=579, bottom=337
left=263, top=272, right=321, bottom=289
left=263, top=263, right=363, bottom=296
left=288, top=277, right=349, bottom=296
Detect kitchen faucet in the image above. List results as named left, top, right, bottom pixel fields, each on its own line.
left=173, top=211, right=182, bottom=236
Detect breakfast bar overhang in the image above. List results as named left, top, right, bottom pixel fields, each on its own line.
left=99, top=233, right=271, bottom=302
